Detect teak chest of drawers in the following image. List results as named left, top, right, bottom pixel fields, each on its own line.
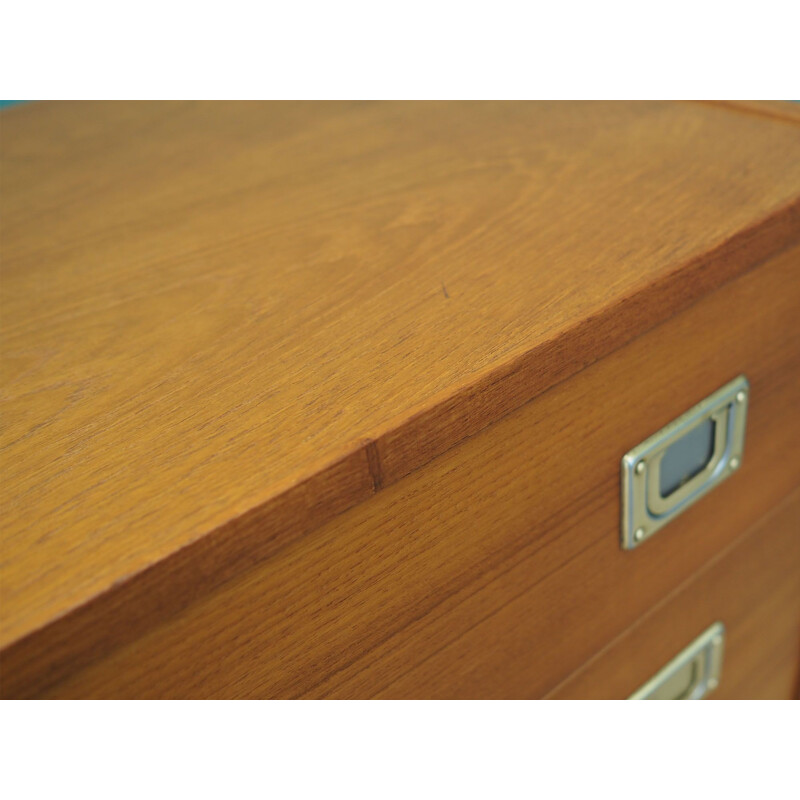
left=1, top=101, right=799, bottom=699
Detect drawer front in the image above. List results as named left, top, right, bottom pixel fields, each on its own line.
left=550, top=489, right=800, bottom=699
left=40, top=245, right=800, bottom=698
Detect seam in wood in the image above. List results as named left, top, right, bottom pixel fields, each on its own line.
left=364, top=440, right=384, bottom=493
left=542, top=486, right=800, bottom=699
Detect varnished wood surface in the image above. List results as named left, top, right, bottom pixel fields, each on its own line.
left=549, top=488, right=800, bottom=699
left=2, top=102, right=800, bottom=679
left=22, top=244, right=800, bottom=699
left=706, top=100, right=800, bottom=126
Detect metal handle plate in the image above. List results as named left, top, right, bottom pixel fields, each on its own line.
left=630, top=622, right=725, bottom=700
left=621, top=375, right=749, bottom=549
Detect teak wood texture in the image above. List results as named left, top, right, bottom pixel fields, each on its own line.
left=549, top=488, right=800, bottom=700
left=1, top=101, right=800, bottom=698
left=21, top=244, right=800, bottom=699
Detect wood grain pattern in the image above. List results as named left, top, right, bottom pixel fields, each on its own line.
left=23, top=243, right=800, bottom=699
left=548, top=488, right=800, bottom=699
left=3, top=102, right=800, bottom=688
left=705, top=100, right=800, bottom=126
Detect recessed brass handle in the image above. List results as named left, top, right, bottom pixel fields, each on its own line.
left=621, top=376, right=749, bottom=549
left=630, top=622, right=725, bottom=700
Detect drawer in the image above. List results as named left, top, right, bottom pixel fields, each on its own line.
left=33, top=242, right=800, bottom=698
left=550, top=488, right=800, bottom=699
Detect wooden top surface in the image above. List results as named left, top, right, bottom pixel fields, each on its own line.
left=2, top=101, right=800, bottom=652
